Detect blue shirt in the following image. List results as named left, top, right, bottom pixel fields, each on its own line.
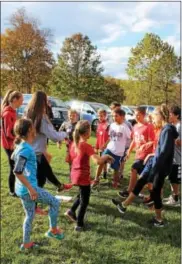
left=12, top=141, right=37, bottom=196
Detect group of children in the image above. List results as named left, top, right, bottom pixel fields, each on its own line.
left=1, top=90, right=181, bottom=250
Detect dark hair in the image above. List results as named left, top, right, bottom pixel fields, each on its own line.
left=73, top=120, right=90, bottom=148
left=113, top=108, right=125, bottom=116
left=135, top=106, right=146, bottom=115
left=170, top=105, right=181, bottom=120
left=98, top=108, right=107, bottom=115
left=26, top=91, right=48, bottom=133
left=156, top=104, right=169, bottom=123
left=110, top=102, right=121, bottom=108
left=14, top=118, right=33, bottom=144
left=1, top=90, right=22, bottom=111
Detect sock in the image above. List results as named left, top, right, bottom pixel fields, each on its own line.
left=103, top=171, right=107, bottom=179
left=174, top=195, right=179, bottom=202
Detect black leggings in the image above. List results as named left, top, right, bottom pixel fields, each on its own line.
left=150, top=173, right=166, bottom=210
left=36, top=154, right=62, bottom=188
left=4, top=149, right=15, bottom=193
left=71, top=185, right=91, bottom=227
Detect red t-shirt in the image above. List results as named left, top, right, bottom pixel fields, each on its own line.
left=95, top=121, right=109, bottom=150
left=132, top=123, right=155, bottom=160
left=70, top=141, right=95, bottom=186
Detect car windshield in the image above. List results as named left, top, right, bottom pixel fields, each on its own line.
left=23, top=94, right=32, bottom=104
left=90, top=103, right=111, bottom=113
left=49, top=98, right=68, bottom=108
left=122, top=106, right=133, bottom=115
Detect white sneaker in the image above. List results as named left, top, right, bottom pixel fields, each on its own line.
left=164, top=195, right=180, bottom=207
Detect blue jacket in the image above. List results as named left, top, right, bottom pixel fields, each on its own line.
left=150, top=124, right=178, bottom=178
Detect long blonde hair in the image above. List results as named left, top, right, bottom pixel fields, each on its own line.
left=73, top=120, right=91, bottom=149
left=1, top=90, right=22, bottom=111
left=155, top=104, right=169, bottom=123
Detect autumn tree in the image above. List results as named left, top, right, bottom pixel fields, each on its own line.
left=126, top=33, right=180, bottom=105
left=1, top=8, right=54, bottom=93
left=49, top=33, right=104, bottom=100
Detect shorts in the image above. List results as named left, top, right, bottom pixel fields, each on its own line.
left=140, top=156, right=154, bottom=183
left=132, top=159, right=144, bottom=175
left=168, top=164, right=181, bottom=184
left=102, top=149, right=122, bottom=171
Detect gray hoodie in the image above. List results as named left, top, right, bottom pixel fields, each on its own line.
left=32, top=116, right=67, bottom=154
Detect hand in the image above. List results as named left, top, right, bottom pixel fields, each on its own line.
left=100, top=146, right=105, bottom=151
left=125, top=150, right=130, bottom=160
left=29, top=188, right=38, bottom=201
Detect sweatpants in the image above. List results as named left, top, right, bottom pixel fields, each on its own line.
left=71, top=185, right=91, bottom=227
left=20, top=187, right=60, bottom=243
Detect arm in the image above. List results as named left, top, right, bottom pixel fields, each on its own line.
left=126, top=139, right=135, bottom=158
left=40, top=117, right=67, bottom=143
left=3, top=115, right=15, bottom=140
left=175, top=138, right=181, bottom=147
left=15, top=173, right=38, bottom=200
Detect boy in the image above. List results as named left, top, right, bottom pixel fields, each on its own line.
left=164, top=105, right=181, bottom=206
left=92, top=108, right=131, bottom=188
left=95, top=109, right=110, bottom=179
left=59, top=109, right=79, bottom=170
left=119, top=106, right=155, bottom=198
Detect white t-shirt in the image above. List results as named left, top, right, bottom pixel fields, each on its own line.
left=107, top=122, right=131, bottom=157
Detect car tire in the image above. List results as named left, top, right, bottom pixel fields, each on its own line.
left=92, top=119, right=98, bottom=132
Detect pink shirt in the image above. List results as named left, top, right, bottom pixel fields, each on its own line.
left=95, top=121, right=109, bottom=150
left=70, top=142, right=95, bottom=186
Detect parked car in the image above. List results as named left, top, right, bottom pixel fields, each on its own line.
left=121, top=106, right=136, bottom=126
left=67, top=100, right=112, bottom=131
left=140, top=105, right=155, bottom=114
left=17, top=94, right=69, bottom=130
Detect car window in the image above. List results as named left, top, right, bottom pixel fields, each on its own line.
left=91, top=103, right=111, bottom=113
left=23, top=94, right=32, bottom=104
left=71, top=102, right=82, bottom=112
left=49, top=98, right=68, bottom=108
left=82, top=103, right=93, bottom=113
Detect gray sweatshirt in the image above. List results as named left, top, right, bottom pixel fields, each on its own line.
left=32, top=116, right=67, bottom=154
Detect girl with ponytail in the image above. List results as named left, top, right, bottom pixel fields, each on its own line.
left=1, top=90, right=23, bottom=196
left=64, top=120, right=114, bottom=231
left=12, top=118, right=64, bottom=250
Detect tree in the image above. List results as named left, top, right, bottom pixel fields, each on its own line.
left=49, top=33, right=104, bottom=100
left=1, top=8, right=54, bottom=93
left=126, top=33, right=180, bottom=105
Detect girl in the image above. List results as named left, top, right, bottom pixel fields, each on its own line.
left=113, top=104, right=178, bottom=227
left=25, top=92, right=72, bottom=196
left=64, top=120, right=114, bottom=231
left=1, top=90, right=23, bottom=196
left=12, top=118, right=64, bottom=251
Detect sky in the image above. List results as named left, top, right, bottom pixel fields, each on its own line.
left=1, top=1, right=181, bottom=79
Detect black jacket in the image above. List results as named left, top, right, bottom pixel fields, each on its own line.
left=150, top=124, right=178, bottom=178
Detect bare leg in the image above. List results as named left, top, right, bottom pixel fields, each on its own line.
left=113, top=170, right=119, bottom=184
left=95, top=164, right=104, bottom=181
left=127, top=168, right=138, bottom=193
left=122, top=192, right=136, bottom=207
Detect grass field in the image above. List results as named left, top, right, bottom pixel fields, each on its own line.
left=1, top=136, right=181, bottom=264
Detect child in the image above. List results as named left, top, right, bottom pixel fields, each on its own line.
left=164, top=105, right=181, bottom=206
left=59, top=109, right=79, bottom=171
left=92, top=108, right=131, bottom=189
left=12, top=118, right=64, bottom=250
left=64, top=120, right=113, bottom=231
left=119, top=106, right=155, bottom=198
left=95, top=109, right=110, bottom=179
left=113, top=104, right=178, bottom=227
left=112, top=109, right=162, bottom=212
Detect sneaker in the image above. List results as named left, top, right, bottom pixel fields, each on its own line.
left=9, top=192, right=18, bottom=197
left=143, top=197, right=154, bottom=206
left=118, top=190, right=129, bottom=198
left=45, top=228, right=64, bottom=240
left=163, top=195, right=180, bottom=206
left=111, top=199, right=127, bottom=214
left=64, top=210, right=77, bottom=222
left=35, top=207, right=48, bottom=216
left=148, top=217, right=164, bottom=227
left=20, top=242, right=39, bottom=251
left=57, top=183, right=73, bottom=193
left=74, top=224, right=91, bottom=232
left=138, top=193, right=145, bottom=199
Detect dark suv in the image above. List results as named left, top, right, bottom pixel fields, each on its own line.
left=17, top=94, right=69, bottom=130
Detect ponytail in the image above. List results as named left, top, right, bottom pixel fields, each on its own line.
left=73, top=128, right=80, bottom=148
left=1, top=89, right=14, bottom=111
left=14, top=136, right=22, bottom=145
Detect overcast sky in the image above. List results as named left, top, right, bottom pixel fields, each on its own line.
left=1, top=1, right=180, bottom=79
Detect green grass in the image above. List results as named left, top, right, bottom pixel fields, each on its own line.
left=1, top=136, right=181, bottom=264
